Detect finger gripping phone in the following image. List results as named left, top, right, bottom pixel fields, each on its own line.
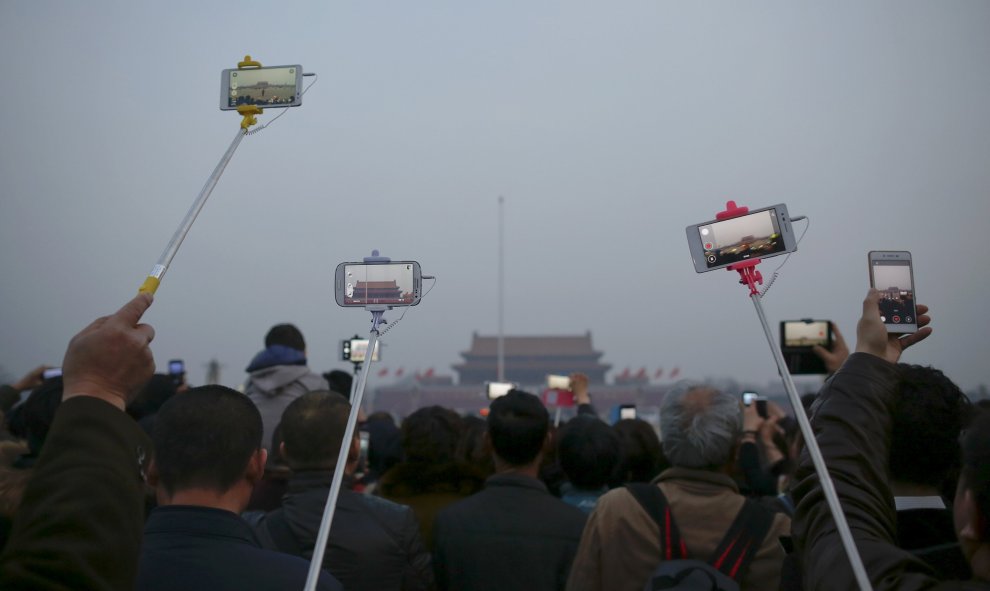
left=686, top=204, right=798, bottom=273
left=742, top=392, right=768, bottom=419
left=868, top=251, right=918, bottom=334
left=334, top=262, right=422, bottom=307
left=780, top=320, right=832, bottom=375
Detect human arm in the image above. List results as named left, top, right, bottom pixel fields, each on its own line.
left=812, top=322, right=850, bottom=375
left=791, top=291, right=937, bottom=590
left=399, top=505, right=435, bottom=591
left=0, top=294, right=156, bottom=591
left=1, top=365, right=50, bottom=412
left=570, top=373, right=598, bottom=417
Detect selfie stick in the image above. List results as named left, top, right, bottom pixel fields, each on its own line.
left=303, top=251, right=391, bottom=591
left=137, top=56, right=265, bottom=295
left=717, top=201, right=872, bottom=591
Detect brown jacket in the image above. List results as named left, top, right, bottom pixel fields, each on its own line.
left=792, top=353, right=990, bottom=590
left=567, top=467, right=790, bottom=591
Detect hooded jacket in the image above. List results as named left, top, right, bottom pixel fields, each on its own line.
left=244, top=345, right=328, bottom=453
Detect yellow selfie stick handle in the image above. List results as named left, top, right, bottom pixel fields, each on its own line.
left=137, top=55, right=264, bottom=295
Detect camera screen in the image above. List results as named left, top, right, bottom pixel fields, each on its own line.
left=698, top=209, right=785, bottom=269
left=619, top=406, right=636, bottom=420
left=343, top=264, right=416, bottom=306
left=226, top=66, right=298, bottom=108
left=347, top=339, right=380, bottom=362
left=783, top=321, right=829, bottom=347
left=487, top=382, right=514, bottom=399
left=168, top=360, right=184, bottom=374
left=871, top=260, right=917, bottom=326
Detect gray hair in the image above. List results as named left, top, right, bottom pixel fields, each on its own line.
left=660, top=381, right=742, bottom=469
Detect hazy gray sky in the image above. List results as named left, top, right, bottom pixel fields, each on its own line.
left=2, top=1, right=988, bottom=395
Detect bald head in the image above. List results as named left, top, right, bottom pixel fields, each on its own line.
left=660, top=383, right=742, bottom=469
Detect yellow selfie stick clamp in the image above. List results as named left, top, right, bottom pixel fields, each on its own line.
left=137, top=54, right=266, bottom=295
left=236, top=55, right=264, bottom=130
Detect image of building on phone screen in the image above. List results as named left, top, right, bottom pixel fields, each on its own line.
left=872, top=263, right=915, bottom=324
left=343, top=264, right=416, bottom=306
left=229, top=68, right=297, bottom=108
left=701, top=210, right=783, bottom=268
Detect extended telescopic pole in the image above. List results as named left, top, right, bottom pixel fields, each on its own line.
left=302, top=309, right=385, bottom=591
left=138, top=127, right=247, bottom=294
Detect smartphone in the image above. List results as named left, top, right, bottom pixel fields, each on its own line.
left=619, top=404, right=637, bottom=420
left=358, top=430, right=370, bottom=474
left=742, top=392, right=768, bottom=419
left=486, top=381, right=515, bottom=400
left=546, top=374, right=572, bottom=390
left=220, top=65, right=303, bottom=110
left=334, top=262, right=422, bottom=307
left=42, top=368, right=62, bottom=380
left=168, top=359, right=185, bottom=375
left=342, top=338, right=380, bottom=362
left=686, top=204, right=797, bottom=273
left=868, top=251, right=918, bottom=334
left=780, top=320, right=832, bottom=375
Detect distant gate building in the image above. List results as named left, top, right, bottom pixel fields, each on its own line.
left=453, top=332, right=611, bottom=384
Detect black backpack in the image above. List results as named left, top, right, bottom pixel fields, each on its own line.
left=625, top=483, right=776, bottom=591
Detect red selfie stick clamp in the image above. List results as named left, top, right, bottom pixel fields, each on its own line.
left=715, top=201, right=763, bottom=295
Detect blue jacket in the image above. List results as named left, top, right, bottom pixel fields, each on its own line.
left=136, top=505, right=341, bottom=591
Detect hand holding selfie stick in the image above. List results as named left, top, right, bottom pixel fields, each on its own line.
left=303, top=252, right=392, bottom=591
left=137, top=56, right=264, bottom=294
left=717, top=200, right=872, bottom=591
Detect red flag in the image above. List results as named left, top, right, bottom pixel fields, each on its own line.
left=635, top=367, right=646, bottom=379
left=670, top=367, right=680, bottom=379
left=654, top=368, right=664, bottom=379
left=377, top=367, right=389, bottom=377
left=424, top=367, right=435, bottom=378
left=619, top=367, right=631, bottom=379
left=395, top=367, right=404, bottom=377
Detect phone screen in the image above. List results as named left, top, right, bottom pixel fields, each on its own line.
left=547, top=375, right=571, bottom=390
left=346, top=339, right=380, bottom=362
left=697, top=208, right=786, bottom=269
left=783, top=321, right=830, bottom=348
left=224, top=66, right=300, bottom=109
left=487, top=382, right=514, bottom=400
left=168, top=360, right=185, bottom=375
left=43, top=368, right=62, bottom=380
left=619, top=406, right=636, bottom=420
left=870, top=258, right=917, bottom=330
left=342, top=263, right=417, bottom=306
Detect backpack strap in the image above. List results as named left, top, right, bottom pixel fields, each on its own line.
left=625, top=483, right=688, bottom=561
left=708, top=498, right=776, bottom=581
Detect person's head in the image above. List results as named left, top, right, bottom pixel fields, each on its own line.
left=151, top=385, right=265, bottom=504
left=611, top=418, right=668, bottom=486
left=890, top=364, right=971, bottom=490
left=488, top=389, right=549, bottom=468
left=278, top=391, right=350, bottom=470
left=126, top=373, right=178, bottom=422
left=955, top=411, right=990, bottom=568
left=365, top=412, right=403, bottom=477
left=324, top=370, right=354, bottom=400
left=7, top=377, right=63, bottom=458
left=557, top=417, right=621, bottom=490
left=264, top=323, right=305, bottom=352
left=400, top=406, right=464, bottom=464
left=660, top=382, right=742, bottom=470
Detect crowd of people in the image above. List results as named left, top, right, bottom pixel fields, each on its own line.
left=0, top=288, right=987, bottom=590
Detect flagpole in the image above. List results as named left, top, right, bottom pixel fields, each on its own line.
left=497, top=196, right=505, bottom=382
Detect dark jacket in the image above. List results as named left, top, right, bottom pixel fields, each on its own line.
left=432, top=472, right=587, bottom=591
left=137, top=505, right=341, bottom=591
left=791, top=353, right=989, bottom=590
left=253, top=470, right=434, bottom=591
left=378, top=460, right=487, bottom=548
left=0, top=396, right=150, bottom=591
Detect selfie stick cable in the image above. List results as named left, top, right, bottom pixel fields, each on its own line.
left=303, top=251, right=392, bottom=591
left=137, top=56, right=267, bottom=294
left=717, top=201, right=872, bottom=591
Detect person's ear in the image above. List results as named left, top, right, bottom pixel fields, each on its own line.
left=348, top=435, right=360, bottom=464
left=246, top=448, right=267, bottom=484
left=957, top=488, right=985, bottom=543
left=146, top=458, right=159, bottom=488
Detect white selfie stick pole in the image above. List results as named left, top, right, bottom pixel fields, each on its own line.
left=138, top=127, right=248, bottom=294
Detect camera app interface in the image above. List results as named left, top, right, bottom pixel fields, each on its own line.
left=227, top=67, right=297, bottom=108
left=871, top=261, right=916, bottom=326
left=784, top=321, right=829, bottom=347
left=698, top=209, right=785, bottom=269
left=348, top=339, right=380, bottom=362
left=343, top=264, right=415, bottom=306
